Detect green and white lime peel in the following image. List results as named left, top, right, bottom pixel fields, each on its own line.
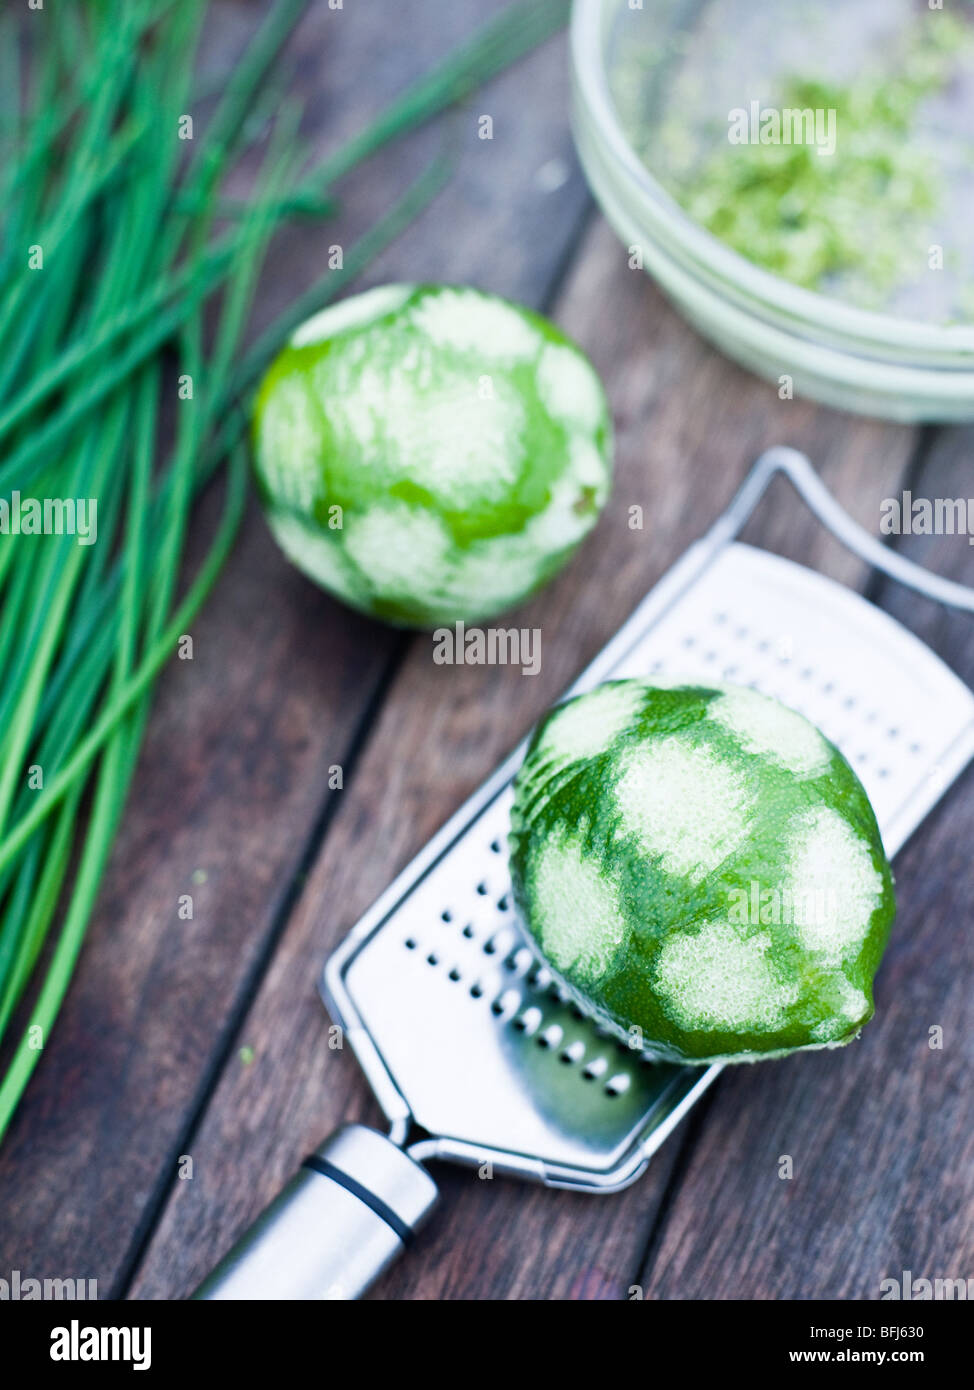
left=253, top=284, right=612, bottom=627
left=509, top=679, right=896, bottom=1065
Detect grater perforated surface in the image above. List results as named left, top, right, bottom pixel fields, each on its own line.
left=322, top=457, right=974, bottom=1192
left=608, top=544, right=974, bottom=858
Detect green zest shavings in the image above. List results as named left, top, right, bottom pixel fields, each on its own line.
left=0, top=0, right=570, bottom=1141
left=680, top=77, right=940, bottom=297
left=626, top=11, right=974, bottom=312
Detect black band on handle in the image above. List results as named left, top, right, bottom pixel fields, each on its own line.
left=302, top=1154, right=416, bottom=1247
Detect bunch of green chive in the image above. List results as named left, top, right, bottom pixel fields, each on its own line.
left=0, top=0, right=570, bottom=1139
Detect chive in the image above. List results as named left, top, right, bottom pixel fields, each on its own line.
left=0, top=443, right=249, bottom=883
left=0, top=0, right=569, bottom=1139
left=0, top=1, right=564, bottom=456
left=0, top=792, right=81, bottom=1037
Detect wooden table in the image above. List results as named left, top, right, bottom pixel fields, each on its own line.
left=2, top=0, right=972, bottom=1302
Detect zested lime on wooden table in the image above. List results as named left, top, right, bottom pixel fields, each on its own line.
left=510, top=679, right=896, bottom=1064
left=253, top=284, right=612, bottom=627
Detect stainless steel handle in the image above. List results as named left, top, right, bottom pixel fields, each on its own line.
left=194, top=1124, right=439, bottom=1300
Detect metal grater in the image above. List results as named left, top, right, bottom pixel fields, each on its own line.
left=197, top=448, right=974, bottom=1301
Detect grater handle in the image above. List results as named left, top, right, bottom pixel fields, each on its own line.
left=193, top=1124, right=438, bottom=1300
left=723, top=447, right=974, bottom=614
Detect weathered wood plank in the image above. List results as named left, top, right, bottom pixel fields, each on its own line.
left=0, top=0, right=591, bottom=1296
left=635, top=425, right=974, bottom=1300
left=129, top=216, right=921, bottom=1300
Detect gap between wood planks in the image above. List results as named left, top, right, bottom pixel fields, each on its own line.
left=628, top=420, right=951, bottom=1298
left=111, top=201, right=600, bottom=1302
left=631, top=422, right=974, bottom=1301
left=108, top=634, right=411, bottom=1300
left=115, top=225, right=600, bottom=1302
left=111, top=86, right=600, bottom=1308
